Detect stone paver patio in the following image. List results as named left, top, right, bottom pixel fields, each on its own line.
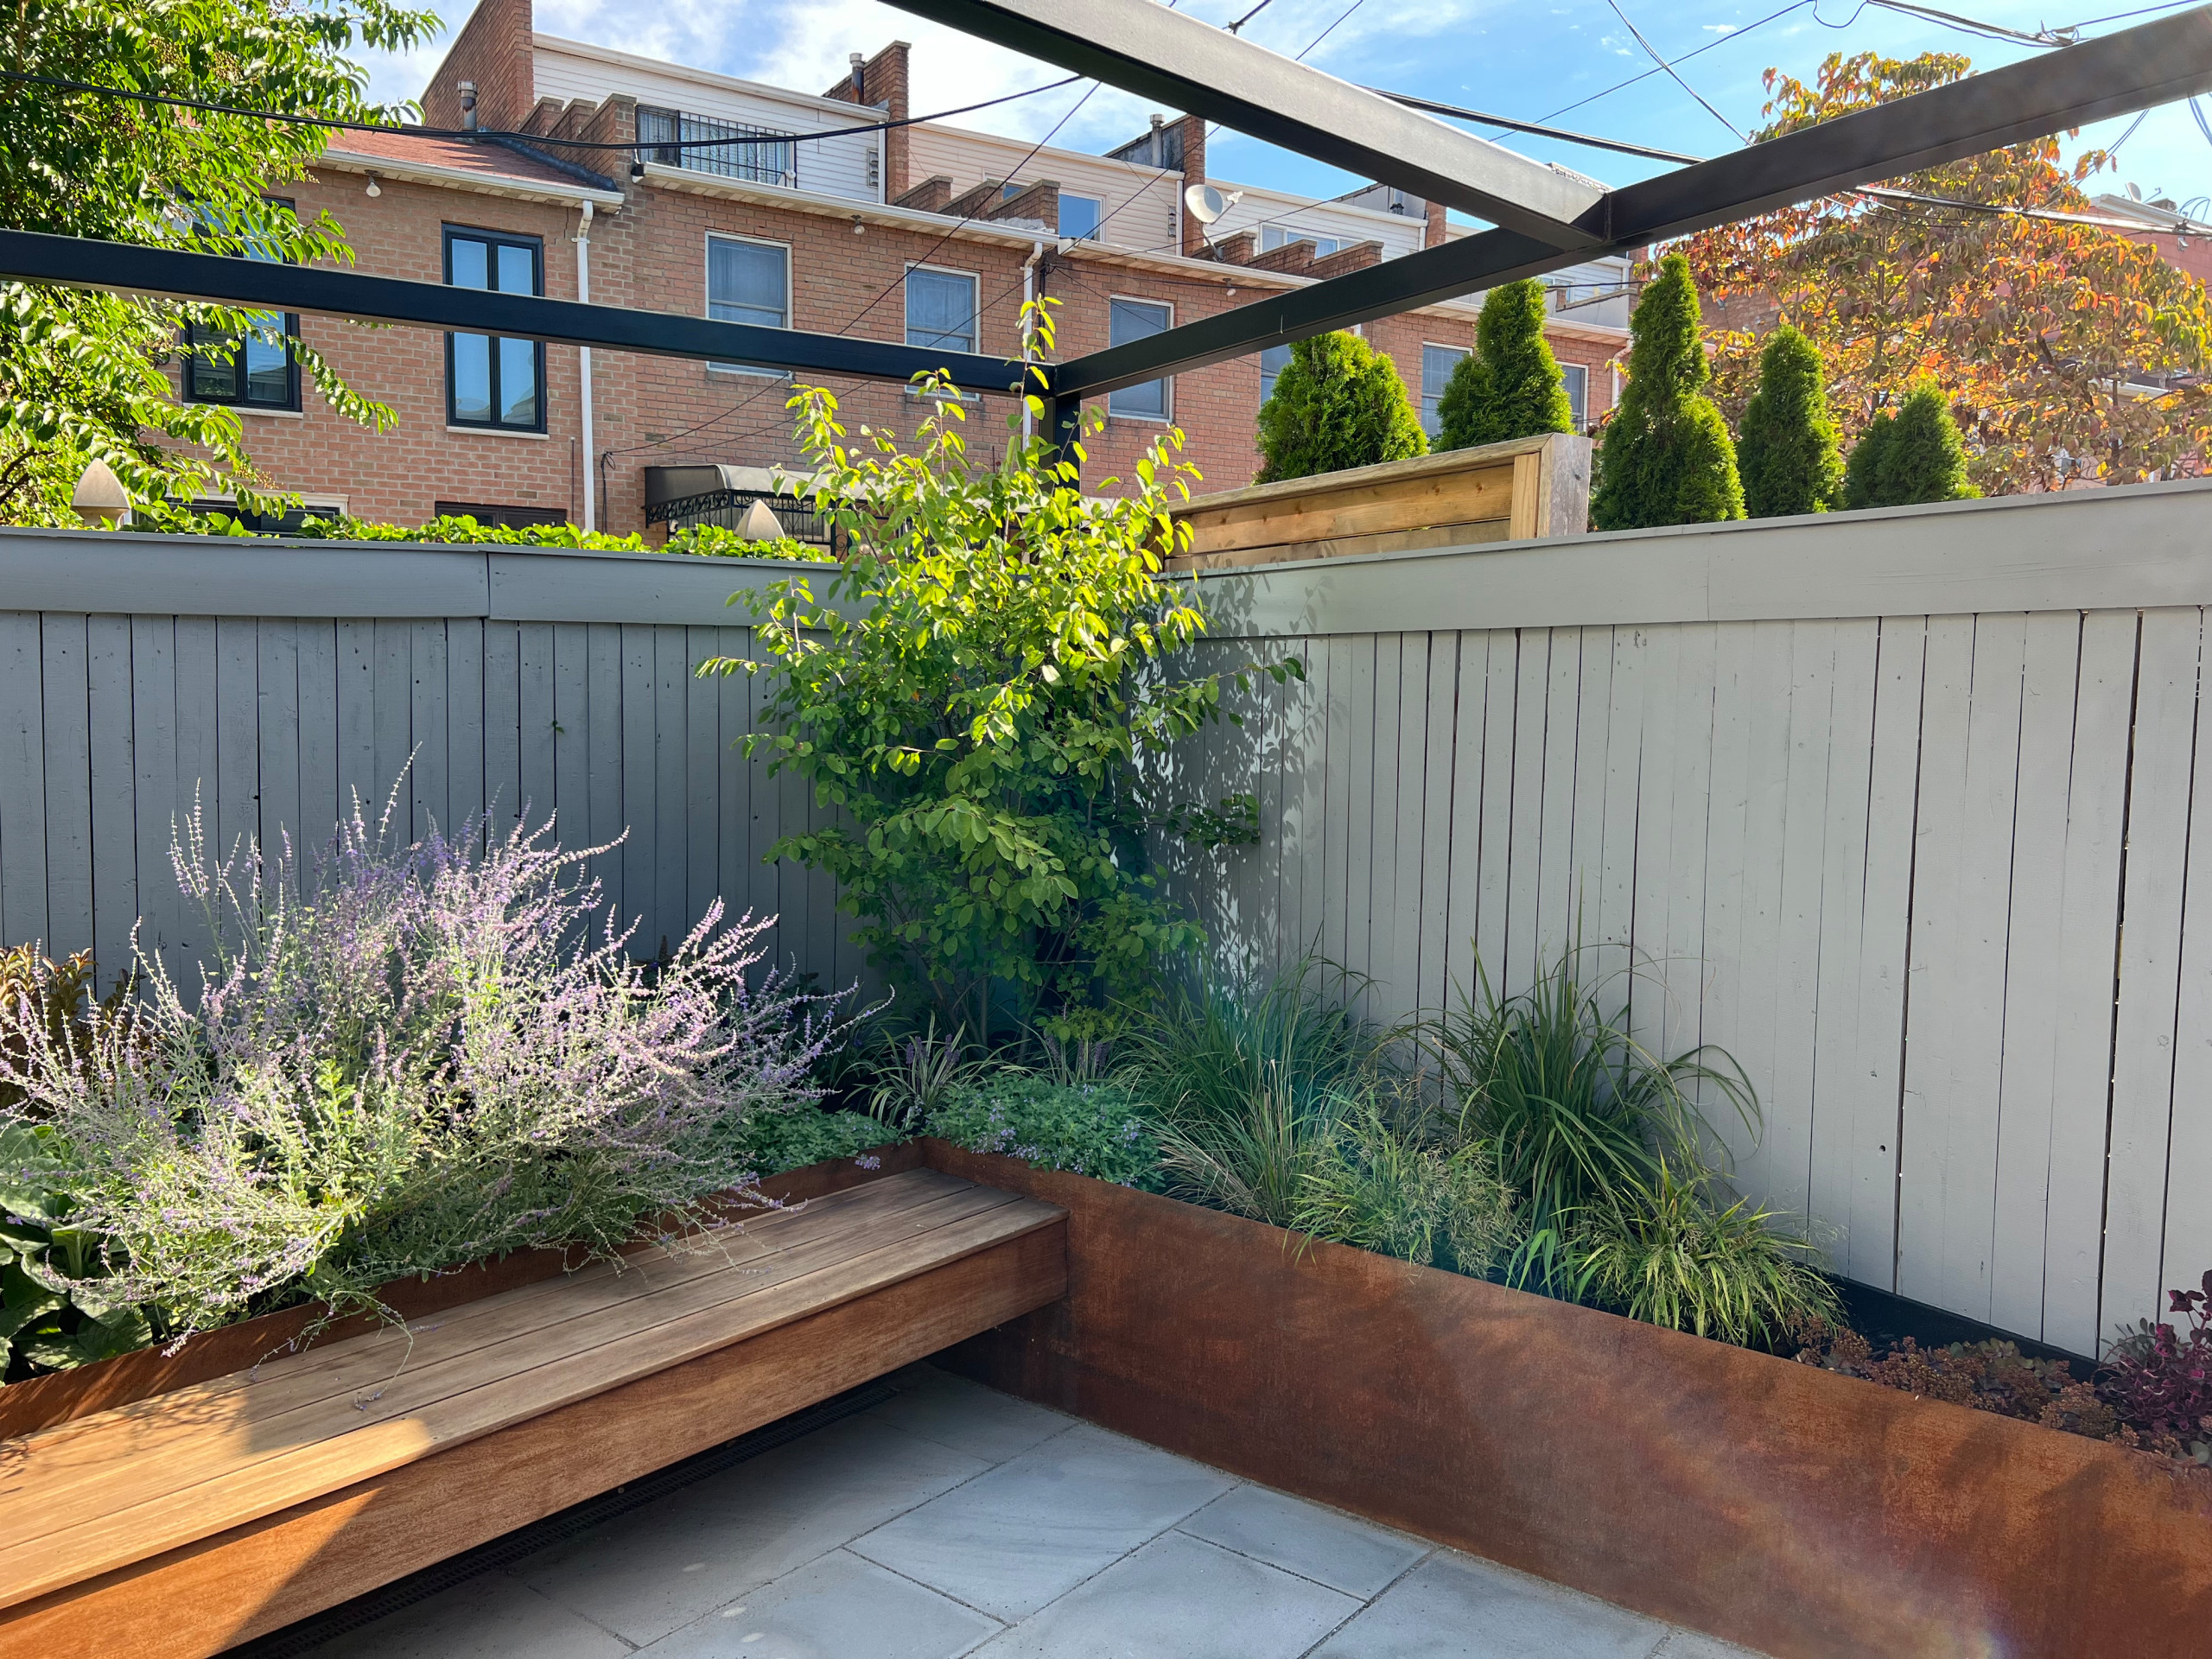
left=303, top=1363, right=1768, bottom=1659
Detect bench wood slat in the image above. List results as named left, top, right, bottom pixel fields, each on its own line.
left=0, top=1172, right=1060, bottom=1610
left=0, top=1179, right=1015, bottom=1542
left=0, top=1171, right=969, bottom=1493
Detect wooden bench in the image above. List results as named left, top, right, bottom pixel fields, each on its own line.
left=0, top=1167, right=1065, bottom=1658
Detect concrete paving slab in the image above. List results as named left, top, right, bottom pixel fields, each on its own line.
left=636, top=1548, right=1000, bottom=1659
left=848, top=1421, right=1236, bottom=1621
left=1179, top=1483, right=1430, bottom=1599
left=513, top=1414, right=987, bottom=1645
left=864, top=1363, right=1076, bottom=1464
left=1309, top=1550, right=1672, bottom=1659
left=311, top=1569, right=628, bottom=1659
left=971, top=1530, right=1358, bottom=1659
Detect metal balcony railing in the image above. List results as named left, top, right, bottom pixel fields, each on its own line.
left=637, top=107, right=798, bottom=188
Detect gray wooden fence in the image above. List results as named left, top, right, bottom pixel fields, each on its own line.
left=6, top=483, right=2212, bottom=1355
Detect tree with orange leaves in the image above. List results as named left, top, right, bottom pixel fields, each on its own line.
left=1678, top=51, right=2212, bottom=495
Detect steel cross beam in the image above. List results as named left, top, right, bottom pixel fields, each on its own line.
left=0, top=229, right=1032, bottom=396
left=878, top=0, right=1609, bottom=251
left=1043, top=6, right=2212, bottom=404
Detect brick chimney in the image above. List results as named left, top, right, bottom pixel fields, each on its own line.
left=1175, top=115, right=1209, bottom=257
left=1423, top=200, right=1449, bottom=249
left=423, top=0, right=535, bottom=132
left=826, top=41, right=912, bottom=200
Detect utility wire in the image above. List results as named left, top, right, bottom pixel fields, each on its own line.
left=1370, top=90, right=1704, bottom=162
left=1602, top=0, right=1747, bottom=142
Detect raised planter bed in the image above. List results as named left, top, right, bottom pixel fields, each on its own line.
left=912, top=1140, right=2212, bottom=1659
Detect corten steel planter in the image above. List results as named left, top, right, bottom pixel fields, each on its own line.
left=915, top=1139, right=2212, bottom=1659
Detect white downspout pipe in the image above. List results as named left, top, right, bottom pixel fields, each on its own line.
left=1020, top=239, right=1044, bottom=443
left=575, top=200, right=596, bottom=531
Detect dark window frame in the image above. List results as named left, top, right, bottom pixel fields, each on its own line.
left=443, top=226, right=547, bottom=434
left=182, top=197, right=302, bottom=412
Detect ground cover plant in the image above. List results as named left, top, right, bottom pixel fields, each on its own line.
left=926, top=1074, right=1162, bottom=1189
left=0, top=780, right=839, bottom=1350
left=739, top=1107, right=903, bottom=1179
left=714, top=302, right=1299, bottom=1046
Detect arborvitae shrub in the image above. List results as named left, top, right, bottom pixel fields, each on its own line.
left=1737, top=324, right=1843, bottom=518
left=1878, top=383, right=1980, bottom=505
left=1255, top=330, right=1427, bottom=483
left=1841, top=409, right=1894, bottom=510
left=1841, top=384, right=1980, bottom=509
left=1589, top=253, right=1745, bottom=530
left=1435, top=279, right=1575, bottom=449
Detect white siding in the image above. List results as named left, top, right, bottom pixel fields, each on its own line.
left=1205, top=189, right=1426, bottom=261
left=534, top=41, right=879, bottom=203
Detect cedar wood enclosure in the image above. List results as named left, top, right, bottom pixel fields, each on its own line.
left=4, top=476, right=2210, bottom=1358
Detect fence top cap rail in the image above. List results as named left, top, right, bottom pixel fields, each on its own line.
left=0, top=524, right=831, bottom=570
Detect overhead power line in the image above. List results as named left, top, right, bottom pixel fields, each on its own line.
left=1370, top=90, right=1704, bottom=162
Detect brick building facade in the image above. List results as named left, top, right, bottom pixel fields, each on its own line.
left=198, top=0, right=1630, bottom=536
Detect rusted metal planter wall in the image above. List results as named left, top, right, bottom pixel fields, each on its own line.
left=918, top=1141, right=2212, bottom=1659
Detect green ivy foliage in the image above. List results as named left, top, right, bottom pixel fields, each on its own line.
left=711, top=302, right=1302, bottom=1041
left=1255, top=330, right=1427, bottom=483
left=142, top=510, right=837, bottom=560
left=1589, top=254, right=1745, bottom=531
left=2, top=0, right=439, bottom=526
left=1841, top=384, right=1982, bottom=510
left=1434, top=279, right=1576, bottom=450
left=1737, top=324, right=1844, bottom=518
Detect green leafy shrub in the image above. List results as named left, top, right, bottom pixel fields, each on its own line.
left=1255, top=331, right=1427, bottom=483
left=1589, top=253, right=1745, bottom=530
left=864, top=1017, right=988, bottom=1132
left=1736, top=323, right=1843, bottom=518
left=1296, top=1099, right=1521, bottom=1275
left=716, top=302, right=1299, bottom=1040
left=741, top=1108, right=903, bottom=1177
left=1434, top=280, right=1576, bottom=449
left=1571, top=1158, right=1837, bottom=1346
left=0, top=1123, right=156, bottom=1379
left=926, top=1074, right=1162, bottom=1188
left=0, top=945, right=130, bottom=1115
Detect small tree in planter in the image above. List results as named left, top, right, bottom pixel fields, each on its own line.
left=1590, top=253, right=1745, bottom=530
left=1434, top=278, right=1577, bottom=449
left=721, top=301, right=1300, bottom=1043
left=1255, top=330, right=1427, bottom=482
left=1737, top=323, right=1844, bottom=517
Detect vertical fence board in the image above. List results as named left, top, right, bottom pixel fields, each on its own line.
left=2103, top=608, right=2203, bottom=1340
left=409, top=620, right=450, bottom=838
left=296, top=622, right=339, bottom=857
left=86, top=617, right=137, bottom=982
left=1503, top=630, right=1551, bottom=995
left=1476, top=631, right=1519, bottom=985
left=685, top=627, right=721, bottom=933
left=585, top=623, right=625, bottom=923
left=448, top=621, right=486, bottom=832
left=1764, top=621, right=1837, bottom=1217
left=255, top=620, right=302, bottom=882
left=0, top=614, right=47, bottom=952
left=1626, top=624, right=1681, bottom=1058
left=369, top=620, right=411, bottom=823
left=1989, top=612, right=2086, bottom=1340
left=334, top=620, right=375, bottom=822
left=1440, top=631, right=1491, bottom=998
left=41, top=615, right=93, bottom=958
left=1660, top=626, right=1717, bottom=1066
left=651, top=626, right=690, bottom=951
left=484, top=622, right=523, bottom=835
left=213, top=616, right=260, bottom=880
left=1567, top=627, right=1612, bottom=961
left=1415, top=635, right=1459, bottom=1017
left=1596, top=627, right=1644, bottom=995
left=128, top=618, right=178, bottom=978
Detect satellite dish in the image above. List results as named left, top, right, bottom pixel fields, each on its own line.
left=1184, top=183, right=1243, bottom=225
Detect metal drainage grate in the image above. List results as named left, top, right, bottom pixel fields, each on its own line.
left=229, top=1378, right=899, bottom=1657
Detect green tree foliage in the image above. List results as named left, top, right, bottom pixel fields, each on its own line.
left=714, top=303, right=1301, bottom=1042
left=1434, top=279, right=1576, bottom=449
left=1255, top=330, right=1426, bottom=482
left=1737, top=324, right=1844, bottom=518
left=1842, top=384, right=1981, bottom=509
left=1589, top=253, right=1745, bottom=531
left=1, top=0, right=437, bottom=524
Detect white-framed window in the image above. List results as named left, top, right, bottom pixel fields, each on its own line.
left=1261, top=225, right=1344, bottom=257
left=1562, top=362, right=1589, bottom=432
left=1259, top=343, right=1292, bottom=406
left=1109, top=296, right=1172, bottom=420
left=905, top=264, right=979, bottom=354
left=706, top=232, right=791, bottom=377
left=1421, top=342, right=1471, bottom=439
left=1059, top=193, right=1103, bottom=240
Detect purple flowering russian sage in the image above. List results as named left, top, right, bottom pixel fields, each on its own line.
left=0, top=776, right=842, bottom=1338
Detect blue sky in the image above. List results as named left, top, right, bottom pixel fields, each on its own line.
left=357, top=1, right=2212, bottom=219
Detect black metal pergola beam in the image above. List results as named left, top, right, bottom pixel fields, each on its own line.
left=1044, top=5, right=2212, bottom=403
left=0, top=229, right=1030, bottom=396
left=878, top=0, right=1609, bottom=251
